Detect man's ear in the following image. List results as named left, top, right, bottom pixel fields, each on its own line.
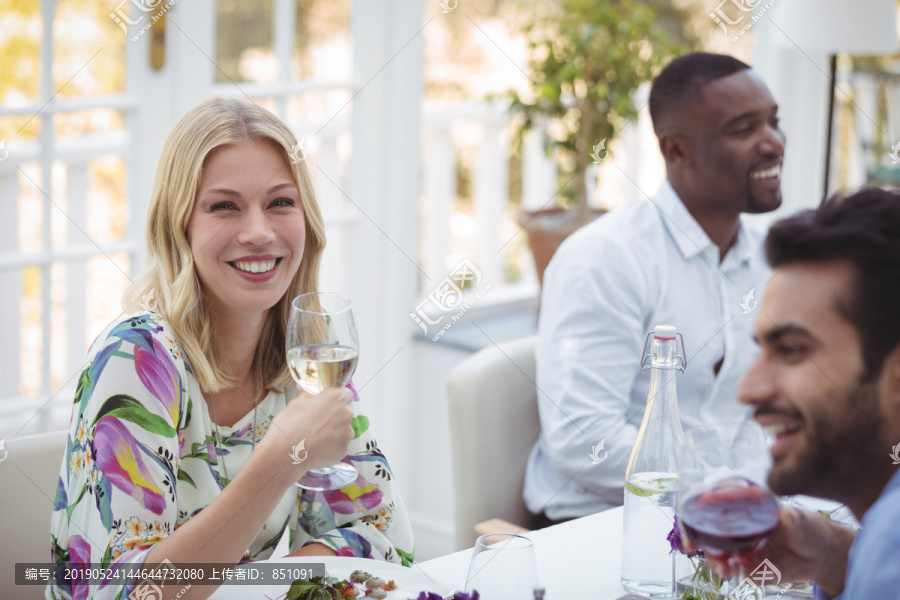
left=658, top=131, right=689, bottom=168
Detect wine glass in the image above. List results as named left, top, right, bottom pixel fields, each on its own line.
left=464, top=533, right=539, bottom=598
left=287, top=292, right=359, bottom=491
left=677, top=419, right=781, bottom=595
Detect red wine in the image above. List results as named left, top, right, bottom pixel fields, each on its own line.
left=680, top=476, right=780, bottom=555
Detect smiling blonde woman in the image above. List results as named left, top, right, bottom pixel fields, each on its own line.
left=47, top=98, right=414, bottom=600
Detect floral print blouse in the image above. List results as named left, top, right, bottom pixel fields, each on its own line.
left=47, top=312, right=414, bottom=600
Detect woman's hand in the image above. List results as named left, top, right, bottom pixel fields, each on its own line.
left=258, top=387, right=355, bottom=480
left=683, top=506, right=854, bottom=597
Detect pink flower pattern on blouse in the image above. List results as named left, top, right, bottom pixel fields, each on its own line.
left=47, top=313, right=413, bottom=600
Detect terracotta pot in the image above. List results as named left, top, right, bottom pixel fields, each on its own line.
left=519, top=208, right=605, bottom=287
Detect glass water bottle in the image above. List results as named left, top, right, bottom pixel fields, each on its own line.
left=621, top=324, right=686, bottom=597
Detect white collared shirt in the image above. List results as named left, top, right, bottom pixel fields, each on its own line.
left=523, top=180, right=771, bottom=518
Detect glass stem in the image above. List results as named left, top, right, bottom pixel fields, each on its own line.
left=728, top=553, right=745, bottom=593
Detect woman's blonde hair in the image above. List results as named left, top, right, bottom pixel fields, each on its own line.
left=123, top=98, right=326, bottom=395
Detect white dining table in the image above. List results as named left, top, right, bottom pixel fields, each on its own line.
left=207, top=507, right=627, bottom=600
left=416, top=506, right=627, bottom=599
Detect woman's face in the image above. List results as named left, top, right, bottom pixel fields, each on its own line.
left=187, top=141, right=306, bottom=318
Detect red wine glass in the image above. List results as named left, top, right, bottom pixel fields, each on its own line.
left=677, top=419, right=780, bottom=593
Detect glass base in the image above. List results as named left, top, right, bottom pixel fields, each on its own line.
left=674, top=552, right=735, bottom=599
left=295, top=463, right=358, bottom=491
left=675, top=578, right=733, bottom=599
left=621, top=577, right=673, bottom=598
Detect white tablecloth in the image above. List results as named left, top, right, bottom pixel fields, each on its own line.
left=207, top=507, right=627, bottom=600
left=416, top=506, right=626, bottom=599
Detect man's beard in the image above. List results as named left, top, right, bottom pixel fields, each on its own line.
left=746, top=188, right=782, bottom=214
left=768, top=380, right=884, bottom=500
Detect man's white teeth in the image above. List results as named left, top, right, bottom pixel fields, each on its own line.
left=765, top=423, right=799, bottom=437
left=751, top=164, right=782, bottom=180
left=234, top=259, right=276, bottom=273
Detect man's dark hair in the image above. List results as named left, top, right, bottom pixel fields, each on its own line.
left=649, top=52, right=750, bottom=133
left=766, top=187, right=900, bottom=381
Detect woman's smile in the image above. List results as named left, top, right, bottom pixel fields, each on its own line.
left=228, top=255, right=284, bottom=281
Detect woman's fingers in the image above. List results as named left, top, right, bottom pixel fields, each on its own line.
left=298, top=388, right=355, bottom=467
left=263, top=387, right=355, bottom=468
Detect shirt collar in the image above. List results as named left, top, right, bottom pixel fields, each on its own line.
left=653, top=179, right=715, bottom=261
left=727, top=218, right=758, bottom=268
left=654, top=179, right=757, bottom=267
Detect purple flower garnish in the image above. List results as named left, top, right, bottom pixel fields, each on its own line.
left=415, top=592, right=479, bottom=600
left=667, top=515, right=704, bottom=559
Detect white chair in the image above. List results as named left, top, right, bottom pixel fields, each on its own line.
left=446, top=335, right=541, bottom=550
left=0, top=430, right=69, bottom=600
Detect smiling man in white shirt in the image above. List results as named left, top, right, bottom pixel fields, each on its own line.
left=523, top=52, right=786, bottom=526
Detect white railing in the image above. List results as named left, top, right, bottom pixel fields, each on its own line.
left=0, top=97, right=566, bottom=430
left=416, top=86, right=669, bottom=309
left=0, top=130, right=138, bottom=431
left=419, top=99, right=556, bottom=301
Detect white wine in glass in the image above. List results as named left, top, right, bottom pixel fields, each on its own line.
left=287, top=292, right=359, bottom=491
left=287, top=345, right=359, bottom=394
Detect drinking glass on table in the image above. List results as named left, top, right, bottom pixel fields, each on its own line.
left=677, top=419, right=781, bottom=595
left=465, top=533, right=538, bottom=598
left=287, top=292, right=359, bottom=491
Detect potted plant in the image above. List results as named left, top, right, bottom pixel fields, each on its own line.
left=507, top=0, right=693, bottom=284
